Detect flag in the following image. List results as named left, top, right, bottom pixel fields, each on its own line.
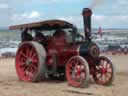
left=98, top=26, right=102, bottom=37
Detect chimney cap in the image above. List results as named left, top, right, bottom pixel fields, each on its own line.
left=82, top=8, right=92, bottom=16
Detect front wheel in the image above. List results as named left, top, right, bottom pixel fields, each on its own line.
left=92, top=56, right=115, bottom=86
left=66, top=56, right=90, bottom=88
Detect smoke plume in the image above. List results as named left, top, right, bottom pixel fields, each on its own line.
left=89, top=0, right=104, bottom=9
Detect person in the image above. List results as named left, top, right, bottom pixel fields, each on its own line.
left=124, top=46, right=128, bottom=55
left=72, top=27, right=84, bottom=42
left=52, top=29, right=67, bottom=44
left=21, top=29, right=33, bottom=42
left=53, top=29, right=66, bottom=37
left=35, top=30, right=45, bottom=38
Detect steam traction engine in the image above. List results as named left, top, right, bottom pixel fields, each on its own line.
left=10, top=8, right=115, bottom=87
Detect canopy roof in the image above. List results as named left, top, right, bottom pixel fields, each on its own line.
left=10, top=20, right=74, bottom=30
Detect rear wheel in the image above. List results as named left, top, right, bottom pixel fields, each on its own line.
left=16, top=41, right=46, bottom=82
left=93, top=56, right=115, bottom=85
left=66, top=56, right=90, bottom=87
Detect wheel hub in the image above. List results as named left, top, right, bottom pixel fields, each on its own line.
left=102, top=68, right=107, bottom=74
left=76, top=68, right=81, bottom=76
left=26, top=59, right=32, bottom=66
left=72, top=66, right=84, bottom=80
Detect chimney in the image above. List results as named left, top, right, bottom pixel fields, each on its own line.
left=82, top=8, right=92, bottom=41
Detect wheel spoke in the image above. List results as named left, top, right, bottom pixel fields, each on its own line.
left=105, top=73, right=110, bottom=80
left=101, top=74, right=105, bottom=83
left=69, top=64, right=74, bottom=69
left=29, top=66, right=35, bottom=74
left=80, top=65, right=85, bottom=70
left=103, top=61, right=106, bottom=69
left=23, top=66, right=28, bottom=71
left=32, top=59, right=38, bottom=63
left=100, top=60, right=104, bottom=66
left=31, top=64, right=37, bottom=72
left=26, top=71, right=32, bottom=80
left=20, top=51, right=28, bottom=58
left=30, top=47, right=35, bottom=58
left=32, top=53, right=37, bottom=59
left=20, top=57, right=26, bottom=62
left=97, top=73, right=102, bottom=79
left=107, top=63, right=111, bottom=69
left=25, top=47, right=30, bottom=56
left=19, top=63, right=26, bottom=67
left=75, top=60, right=79, bottom=66
left=107, top=71, right=112, bottom=74
left=80, top=72, right=85, bottom=80
left=105, top=62, right=109, bottom=68
left=95, top=69, right=101, bottom=73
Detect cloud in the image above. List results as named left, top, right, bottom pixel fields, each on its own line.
left=41, top=0, right=62, bottom=3
left=56, top=14, right=128, bottom=28
left=92, top=15, right=128, bottom=28
left=11, top=11, right=41, bottom=21
left=93, top=0, right=128, bottom=15
left=11, top=0, right=58, bottom=3
left=44, top=0, right=59, bottom=2
left=58, top=16, right=74, bottom=22
left=1, top=0, right=128, bottom=28
left=57, top=16, right=83, bottom=27
left=27, top=11, right=40, bottom=19
left=0, top=4, right=8, bottom=9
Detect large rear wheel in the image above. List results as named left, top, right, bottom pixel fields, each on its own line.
left=16, top=41, right=46, bottom=82
left=66, top=56, right=90, bottom=87
left=93, top=56, right=115, bottom=86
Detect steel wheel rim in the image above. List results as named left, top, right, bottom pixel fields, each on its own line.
left=66, top=57, right=87, bottom=87
left=16, top=43, right=39, bottom=81
left=94, top=57, right=113, bottom=85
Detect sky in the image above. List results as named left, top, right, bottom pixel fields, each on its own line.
left=0, top=0, right=128, bottom=29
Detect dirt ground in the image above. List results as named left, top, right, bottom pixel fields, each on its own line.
left=0, top=55, right=128, bottom=96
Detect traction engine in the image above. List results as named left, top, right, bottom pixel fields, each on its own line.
left=10, top=8, right=115, bottom=88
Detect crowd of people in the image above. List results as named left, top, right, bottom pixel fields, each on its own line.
left=102, top=47, right=128, bottom=55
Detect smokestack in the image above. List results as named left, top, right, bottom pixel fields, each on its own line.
left=82, top=8, right=92, bottom=41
